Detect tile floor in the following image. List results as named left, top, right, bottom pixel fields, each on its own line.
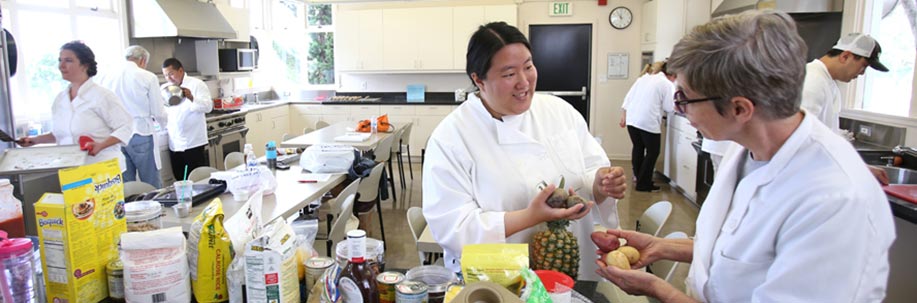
left=322, top=157, right=700, bottom=294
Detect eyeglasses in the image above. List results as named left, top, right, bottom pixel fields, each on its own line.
left=674, top=90, right=720, bottom=114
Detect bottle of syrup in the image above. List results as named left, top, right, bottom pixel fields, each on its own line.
left=337, top=230, right=380, bottom=303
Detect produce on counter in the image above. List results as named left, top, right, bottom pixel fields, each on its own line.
left=531, top=177, right=584, bottom=279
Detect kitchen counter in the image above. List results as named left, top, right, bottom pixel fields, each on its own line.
left=205, top=98, right=461, bottom=122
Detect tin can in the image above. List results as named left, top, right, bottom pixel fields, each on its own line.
left=304, top=257, right=335, bottom=293
left=396, top=281, right=428, bottom=303
left=377, top=271, right=405, bottom=303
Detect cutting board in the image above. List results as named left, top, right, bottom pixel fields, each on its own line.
left=882, top=184, right=917, bottom=204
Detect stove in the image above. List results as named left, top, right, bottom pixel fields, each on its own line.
left=206, top=110, right=248, bottom=170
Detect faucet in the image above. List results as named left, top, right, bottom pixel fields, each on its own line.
left=893, top=145, right=917, bottom=155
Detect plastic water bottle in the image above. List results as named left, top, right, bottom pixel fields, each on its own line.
left=244, top=143, right=258, bottom=170
left=370, top=116, right=378, bottom=134
left=265, top=141, right=277, bottom=170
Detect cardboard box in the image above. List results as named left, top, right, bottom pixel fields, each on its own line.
left=35, top=159, right=127, bottom=303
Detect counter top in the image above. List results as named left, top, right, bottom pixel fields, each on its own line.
left=205, top=98, right=460, bottom=122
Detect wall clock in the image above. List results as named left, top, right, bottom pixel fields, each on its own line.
left=609, top=6, right=633, bottom=30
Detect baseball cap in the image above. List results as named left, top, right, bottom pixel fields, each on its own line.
left=832, top=33, right=889, bottom=72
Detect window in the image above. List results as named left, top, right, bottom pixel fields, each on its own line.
left=252, top=0, right=333, bottom=90
left=858, top=0, right=916, bottom=117
left=1, top=0, right=125, bottom=137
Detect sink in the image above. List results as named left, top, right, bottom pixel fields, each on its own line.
left=882, top=166, right=917, bottom=184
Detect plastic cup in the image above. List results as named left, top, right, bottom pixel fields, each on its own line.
left=173, top=180, right=193, bottom=205
left=232, top=188, right=251, bottom=202
left=172, top=203, right=191, bottom=218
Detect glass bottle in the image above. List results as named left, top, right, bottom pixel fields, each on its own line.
left=336, top=230, right=379, bottom=303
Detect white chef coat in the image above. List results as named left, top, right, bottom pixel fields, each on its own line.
left=95, top=61, right=169, bottom=168
left=51, top=80, right=133, bottom=171
left=801, top=60, right=842, bottom=131
left=686, top=113, right=894, bottom=302
left=423, top=93, right=618, bottom=281
left=621, top=73, right=675, bottom=134
left=162, top=75, right=212, bottom=152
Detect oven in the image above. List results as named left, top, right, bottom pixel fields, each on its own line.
left=206, top=112, right=247, bottom=170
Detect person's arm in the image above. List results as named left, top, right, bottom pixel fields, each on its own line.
left=594, top=229, right=697, bottom=302
left=619, top=110, right=627, bottom=128
left=505, top=185, right=593, bottom=236
left=86, top=136, right=124, bottom=156
left=147, top=74, right=168, bottom=126
left=98, top=93, right=134, bottom=147
left=185, top=80, right=212, bottom=113
left=17, top=133, right=56, bottom=147
left=595, top=264, right=700, bottom=303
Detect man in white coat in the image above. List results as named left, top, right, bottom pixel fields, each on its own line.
left=423, top=22, right=627, bottom=281
left=161, top=58, right=212, bottom=181
left=95, top=46, right=168, bottom=188
left=594, top=10, right=895, bottom=302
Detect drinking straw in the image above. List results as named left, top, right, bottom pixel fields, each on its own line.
left=183, top=165, right=189, bottom=181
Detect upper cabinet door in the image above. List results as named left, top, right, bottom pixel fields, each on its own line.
left=383, top=8, right=419, bottom=70
left=359, top=10, right=384, bottom=70
left=453, top=6, right=485, bottom=71
left=336, top=9, right=383, bottom=71
left=484, top=5, right=517, bottom=26
left=415, top=7, right=453, bottom=70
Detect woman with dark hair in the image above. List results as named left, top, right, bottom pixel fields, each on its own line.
left=422, top=22, right=627, bottom=280
left=19, top=41, right=132, bottom=171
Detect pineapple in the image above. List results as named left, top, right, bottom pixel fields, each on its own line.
left=531, top=219, right=580, bottom=279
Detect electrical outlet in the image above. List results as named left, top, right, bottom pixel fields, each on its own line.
left=361, top=81, right=368, bottom=90
left=859, top=125, right=872, bottom=136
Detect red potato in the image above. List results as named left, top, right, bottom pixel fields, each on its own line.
left=591, top=231, right=620, bottom=252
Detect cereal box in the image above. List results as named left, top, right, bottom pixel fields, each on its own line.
left=35, top=158, right=127, bottom=303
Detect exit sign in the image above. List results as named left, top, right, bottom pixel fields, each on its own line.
left=550, top=2, right=573, bottom=16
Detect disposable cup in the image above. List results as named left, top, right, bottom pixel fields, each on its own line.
left=173, top=180, right=193, bottom=205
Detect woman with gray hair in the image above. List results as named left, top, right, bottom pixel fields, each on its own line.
left=593, top=10, right=894, bottom=302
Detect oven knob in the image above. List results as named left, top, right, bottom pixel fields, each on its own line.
left=208, top=126, right=215, bottom=131
left=227, top=121, right=233, bottom=127
left=235, top=118, right=244, bottom=123
left=218, top=122, right=227, bottom=127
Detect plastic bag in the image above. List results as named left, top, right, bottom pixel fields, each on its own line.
left=461, top=244, right=529, bottom=295
left=213, top=167, right=277, bottom=199
left=187, top=198, right=232, bottom=302
left=300, top=144, right=356, bottom=173
left=121, top=227, right=191, bottom=303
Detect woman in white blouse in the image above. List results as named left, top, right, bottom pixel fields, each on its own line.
left=19, top=41, right=133, bottom=171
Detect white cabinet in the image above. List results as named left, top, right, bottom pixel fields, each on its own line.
left=666, top=115, right=697, bottom=200
left=641, top=0, right=710, bottom=59
left=291, top=104, right=322, bottom=134
left=378, top=105, right=456, bottom=155
left=335, top=9, right=383, bottom=71
left=216, top=2, right=250, bottom=42
left=383, top=7, right=453, bottom=70
left=246, top=106, right=290, bottom=155
left=452, top=5, right=517, bottom=71
left=640, top=0, right=658, bottom=50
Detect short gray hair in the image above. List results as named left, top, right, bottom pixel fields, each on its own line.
left=124, top=45, right=150, bottom=63
left=667, top=10, right=807, bottom=120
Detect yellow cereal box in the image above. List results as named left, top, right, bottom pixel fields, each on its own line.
left=35, top=158, right=127, bottom=303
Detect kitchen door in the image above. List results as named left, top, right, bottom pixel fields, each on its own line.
left=529, top=24, right=592, bottom=125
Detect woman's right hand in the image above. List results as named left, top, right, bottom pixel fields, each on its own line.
left=602, top=229, right=664, bottom=269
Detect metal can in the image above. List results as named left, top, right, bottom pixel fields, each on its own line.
left=396, top=281, right=428, bottom=303
left=376, top=271, right=405, bottom=303
left=304, top=257, right=335, bottom=293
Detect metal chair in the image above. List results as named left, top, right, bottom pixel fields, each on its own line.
left=224, top=152, right=244, bottom=170
left=188, top=166, right=219, bottom=182
left=315, top=120, right=330, bottom=129
left=636, top=201, right=673, bottom=237
left=355, top=163, right=387, bottom=249
left=400, top=122, right=415, bottom=180
left=373, top=134, right=397, bottom=203
left=124, top=181, right=156, bottom=197
left=315, top=194, right=356, bottom=257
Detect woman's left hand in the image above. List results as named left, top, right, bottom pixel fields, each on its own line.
left=595, top=167, right=627, bottom=200
left=595, top=259, right=664, bottom=297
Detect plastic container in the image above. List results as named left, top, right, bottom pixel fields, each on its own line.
left=405, top=265, right=458, bottom=303
left=0, top=231, right=37, bottom=302
left=266, top=141, right=278, bottom=169
left=335, top=237, right=384, bottom=270
left=124, top=201, right=162, bottom=232
left=0, top=179, right=25, bottom=238
left=534, top=270, right=574, bottom=303
left=244, top=144, right=258, bottom=169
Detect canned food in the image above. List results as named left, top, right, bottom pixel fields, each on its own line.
left=304, top=257, right=335, bottom=293
left=396, top=281, right=428, bottom=303
left=377, top=271, right=405, bottom=303
left=106, top=259, right=125, bottom=302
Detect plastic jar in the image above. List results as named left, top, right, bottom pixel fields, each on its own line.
left=405, top=265, right=457, bottom=303
left=0, top=179, right=25, bottom=238
left=106, top=259, right=125, bottom=302
left=0, top=231, right=37, bottom=303
left=125, top=201, right=162, bottom=232
left=335, top=237, right=384, bottom=271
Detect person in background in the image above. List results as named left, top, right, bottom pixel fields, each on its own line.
left=95, top=45, right=168, bottom=188
left=595, top=10, right=894, bottom=302
left=18, top=41, right=133, bottom=171
left=802, top=32, right=890, bottom=184
left=423, top=22, right=627, bottom=281
left=161, top=58, right=212, bottom=180
left=619, top=61, right=675, bottom=192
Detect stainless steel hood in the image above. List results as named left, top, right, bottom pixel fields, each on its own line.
left=712, top=0, right=843, bottom=17
left=130, top=0, right=236, bottom=39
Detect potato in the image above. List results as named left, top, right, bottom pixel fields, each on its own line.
left=604, top=250, right=630, bottom=270
left=617, top=246, right=640, bottom=264
left=591, top=231, right=620, bottom=251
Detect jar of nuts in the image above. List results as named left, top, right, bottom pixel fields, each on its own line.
left=124, top=201, right=163, bottom=232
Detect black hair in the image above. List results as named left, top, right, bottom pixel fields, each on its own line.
left=162, top=57, right=184, bottom=70
left=825, top=48, right=865, bottom=60
left=465, top=22, right=532, bottom=85
left=61, top=41, right=97, bottom=77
